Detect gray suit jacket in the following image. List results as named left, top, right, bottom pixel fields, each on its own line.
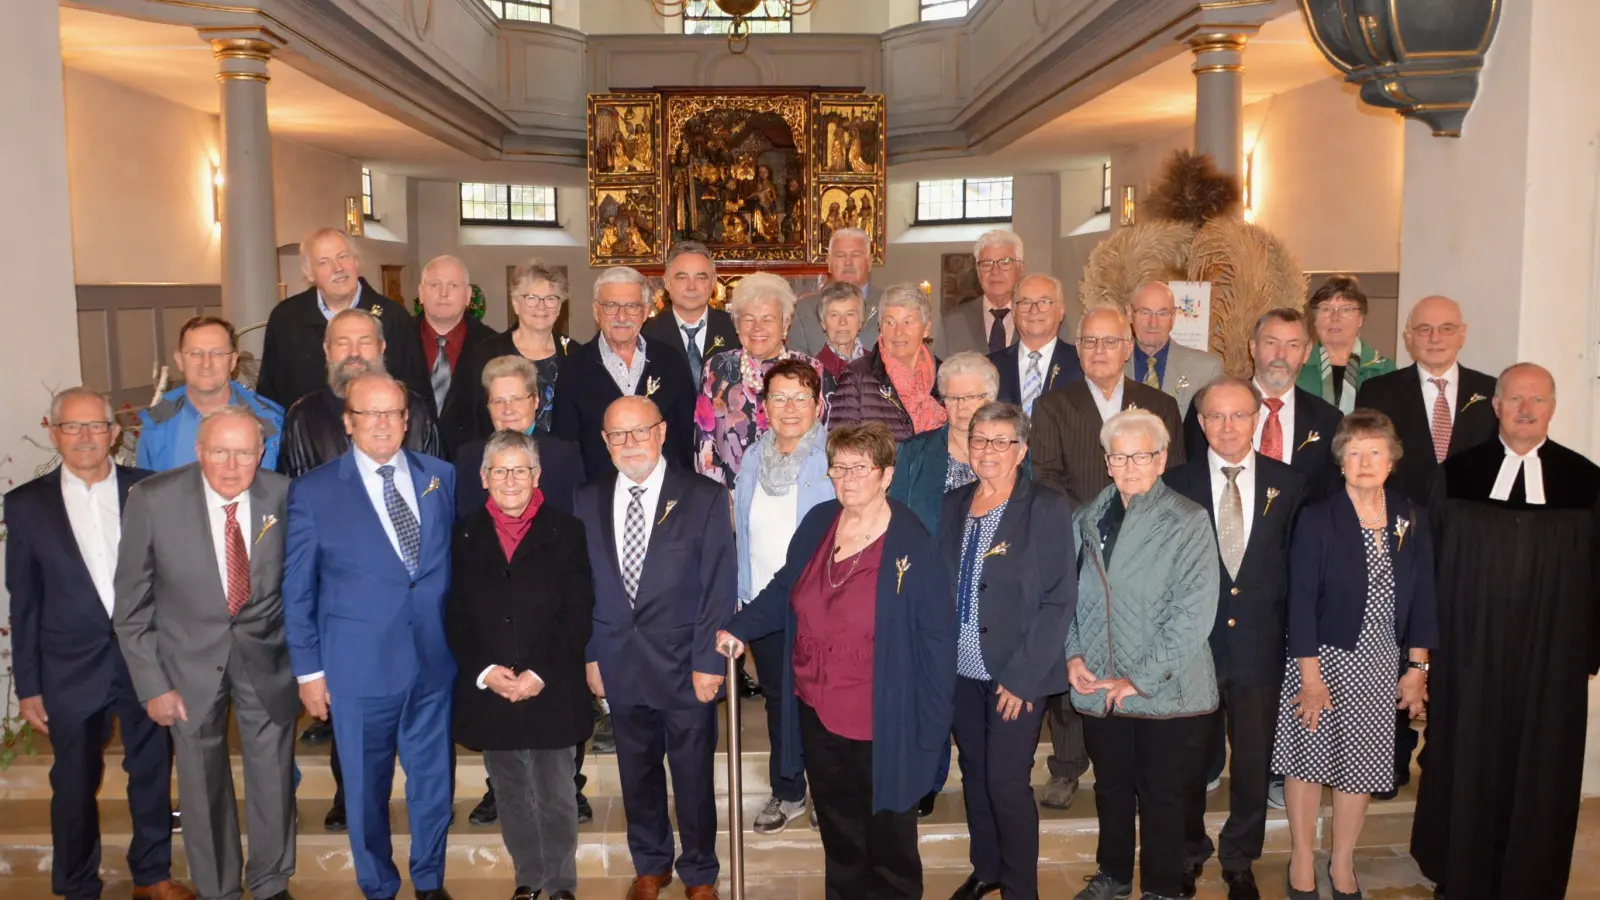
left=1125, top=341, right=1225, bottom=417
left=790, top=283, right=881, bottom=357
left=936, top=298, right=1074, bottom=360
left=114, top=464, right=299, bottom=732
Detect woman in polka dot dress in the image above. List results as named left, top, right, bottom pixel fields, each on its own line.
left=1273, top=411, right=1438, bottom=900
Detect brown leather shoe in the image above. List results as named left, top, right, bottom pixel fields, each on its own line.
left=685, top=886, right=720, bottom=900
left=625, top=872, right=672, bottom=900
left=132, top=881, right=197, bottom=900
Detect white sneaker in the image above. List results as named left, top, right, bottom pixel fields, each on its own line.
left=753, top=796, right=806, bottom=834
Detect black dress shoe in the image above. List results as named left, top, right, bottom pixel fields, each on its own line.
left=737, top=667, right=761, bottom=699
left=590, top=714, right=616, bottom=754
left=510, top=887, right=539, bottom=900
left=323, top=802, right=347, bottom=833
left=917, top=790, right=937, bottom=818
left=576, top=791, right=594, bottom=825
left=256, top=892, right=295, bottom=900
left=299, top=719, right=333, bottom=744
left=947, top=873, right=999, bottom=900
left=549, top=893, right=575, bottom=900
left=1180, top=861, right=1203, bottom=897
left=1222, top=867, right=1260, bottom=900
left=170, top=810, right=182, bottom=833
left=470, top=780, right=498, bottom=826
left=416, top=890, right=454, bottom=900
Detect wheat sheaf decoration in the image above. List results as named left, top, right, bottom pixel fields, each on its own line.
left=1146, top=149, right=1243, bottom=227
left=1189, top=216, right=1307, bottom=377
left=1077, top=220, right=1196, bottom=312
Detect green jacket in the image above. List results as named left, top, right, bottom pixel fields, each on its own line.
left=1295, top=338, right=1394, bottom=412
left=1066, top=480, right=1219, bottom=719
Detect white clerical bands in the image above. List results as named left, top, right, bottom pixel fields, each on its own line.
left=1490, top=441, right=1546, bottom=505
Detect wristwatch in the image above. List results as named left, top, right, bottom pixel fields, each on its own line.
left=1407, top=660, right=1430, bottom=673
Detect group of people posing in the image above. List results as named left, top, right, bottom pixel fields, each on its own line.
left=7, top=223, right=1597, bottom=900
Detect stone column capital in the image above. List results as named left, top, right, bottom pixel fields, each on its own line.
left=1183, top=27, right=1257, bottom=75
left=199, top=27, right=283, bottom=83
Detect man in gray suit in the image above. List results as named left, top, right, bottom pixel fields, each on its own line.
left=937, top=228, right=1026, bottom=358
left=790, top=227, right=880, bottom=355
left=1124, top=280, right=1224, bottom=417
left=115, top=406, right=300, bottom=900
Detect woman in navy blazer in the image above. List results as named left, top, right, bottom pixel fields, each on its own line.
left=1273, top=410, right=1437, bottom=900
left=718, top=422, right=956, bottom=900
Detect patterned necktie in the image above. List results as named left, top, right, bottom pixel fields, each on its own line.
left=223, top=502, right=250, bottom=617
left=988, top=307, right=1010, bottom=353
left=682, top=323, right=704, bottom=379
left=1260, top=397, right=1285, bottom=462
left=430, top=333, right=451, bottom=413
left=1429, top=377, right=1453, bottom=463
left=377, top=464, right=422, bottom=577
left=1218, top=466, right=1246, bottom=580
left=1143, top=355, right=1161, bottom=389
left=1022, top=350, right=1044, bottom=414
left=622, top=485, right=647, bottom=602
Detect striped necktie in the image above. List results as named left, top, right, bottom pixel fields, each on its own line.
left=1022, top=350, right=1044, bottom=414
left=1143, top=355, right=1161, bottom=389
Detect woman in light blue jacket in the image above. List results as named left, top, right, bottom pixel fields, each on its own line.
left=732, top=358, right=835, bottom=835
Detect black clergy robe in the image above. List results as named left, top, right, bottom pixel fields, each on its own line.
left=276, top=386, right=444, bottom=478
left=1410, top=437, right=1600, bottom=900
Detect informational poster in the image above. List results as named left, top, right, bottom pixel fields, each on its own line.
left=1167, top=281, right=1213, bottom=352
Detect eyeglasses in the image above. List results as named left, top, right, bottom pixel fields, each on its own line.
left=1132, top=308, right=1176, bottom=320
left=204, top=448, right=259, bottom=465
left=970, top=435, right=1021, bottom=452
left=765, top=392, right=815, bottom=408
left=603, top=421, right=663, bottom=445
left=827, top=463, right=879, bottom=480
left=489, top=393, right=535, bottom=408
left=514, top=293, right=564, bottom=308
left=1016, top=299, right=1056, bottom=313
left=1198, top=411, right=1258, bottom=425
left=1106, top=451, right=1161, bottom=467
left=1315, top=304, right=1363, bottom=320
left=944, top=392, right=991, bottom=406
left=54, top=421, right=113, bottom=435
left=1408, top=323, right=1462, bottom=339
left=349, top=408, right=407, bottom=423
left=598, top=301, right=648, bottom=317
left=486, top=465, right=538, bottom=482
left=181, top=349, right=235, bottom=363
left=975, top=257, right=1021, bottom=273
left=1079, top=336, right=1129, bottom=351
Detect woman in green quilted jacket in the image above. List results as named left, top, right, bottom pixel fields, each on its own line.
left=1066, top=408, right=1220, bottom=900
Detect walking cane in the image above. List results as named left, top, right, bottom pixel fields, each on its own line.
left=724, top=648, right=746, bottom=899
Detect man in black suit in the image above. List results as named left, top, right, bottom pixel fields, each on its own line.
left=575, top=396, right=735, bottom=900
left=5, top=387, right=194, bottom=900
left=1354, top=294, right=1496, bottom=798
left=987, top=273, right=1084, bottom=414
left=1166, top=377, right=1307, bottom=900
left=554, top=266, right=697, bottom=482
left=640, top=242, right=738, bottom=386
left=1185, top=308, right=1342, bottom=501
left=416, top=254, right=498, bottom=458
left=256, top=226, right=429, bottom=410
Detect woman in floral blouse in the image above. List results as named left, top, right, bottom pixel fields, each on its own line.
left=695, top=272, right=832, bottom=486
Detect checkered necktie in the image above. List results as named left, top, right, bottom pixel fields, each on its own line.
left=430, top=334, right=451, bottom=414
left=1022, top=350, right=1044, bottom=414
left=1143, top=356, right=1161, bottom=389
left=378, top=464, right=422, bottom=577
left=1429, top=377, right=1453, bottom=463
left=1218, top=467, right=1245, bottom=581
left=223, top=502, right=250, bottom=617
left=622, top=485, right=647, bottom=602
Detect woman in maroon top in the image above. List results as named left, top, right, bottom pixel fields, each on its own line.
left=718, top=423, right=957, bottom=900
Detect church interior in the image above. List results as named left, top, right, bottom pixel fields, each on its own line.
left=3, top=0, right=1600, bottom=897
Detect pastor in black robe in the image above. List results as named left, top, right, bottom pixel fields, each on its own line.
left=276, top=386, right=444, bottom=478
left=1410, top=436, right=1600, bottom=899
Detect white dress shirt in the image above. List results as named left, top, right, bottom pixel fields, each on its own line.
left=613, top=456, right=668, bottom=571
left=1419, top=362, right=1461, bottom=438
left=1016, top=340, right=1057, bottom=393
left=353, top=447, right=420, bottom=564
left=1491, top=438, right=1547, bottom=505
left=201, top=480, right=252, bottom=605
left=1207, top=448, right=1257, bottom=547
left=983, top=297, right=1017, bottom=347
left=673, top=308, right=709, bottom=359
left=1253, top=381, right=1297, bottom=464
left=1089, top=378, right=1125, bottom=423
left=747, top=483, right=798, bottom=604
left=59, top=466, right=121, bottom=617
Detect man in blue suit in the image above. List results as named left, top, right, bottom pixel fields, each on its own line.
left=575, top=396, right=736, bottom=900
left=5, top=387, right=192, bottom=900
left=282, top=372, right=457, bottom=900
left=988, top=273, right=1084, bottom=414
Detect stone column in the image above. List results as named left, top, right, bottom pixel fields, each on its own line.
left=1187, top=30, right=1255, bottom=178
left=208, top=33, right=280, bottom=331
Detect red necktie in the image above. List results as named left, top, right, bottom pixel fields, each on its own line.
left=1429, top=377, right=1453, bottom=463
left=1260, top=397, right=1285, bottom=462
left=224, top=502, right=250, bottom=617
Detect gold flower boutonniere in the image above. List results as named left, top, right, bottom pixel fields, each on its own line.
left=1048, top=364, right=1061, bottom=388
left=1297, top=431, right=1321, bottom=451
left=1174, top=374, right=1191, bottom=393
left=1262, top=487, right=1280, bottom=516
left=645, top=376, right=661, bottom=398
left=656, top=499, right=678, bottom=526
left=1462, top=393, right=1488, bottom=412
left=254, top=514, right=279, bottom=545
left=1362, top=354, right=1389, bottom=369
left=982, top=542, right=1009, bottom=560
left=709, top=335, right=726, bottom=352
left=559, top=335, right=571, bottom=355
left=895, top=556, right=911, bottom=593
left=368, top=305, right=383, bottom=319
left=421, top=476, right=442, bottom=499
left=878, top=384, right=903, bottom=411
left=1125, top=402, right=1142, bottom=411
left=1395, top=516, right=1411, bottom=550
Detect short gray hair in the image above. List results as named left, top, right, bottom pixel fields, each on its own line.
left=970, top=401, right=1030, bottom=444
left=592, top=266, right=651, bottom=303
left=936, top=351, right=999, bottom=398
left=481, top=354, right=539, bottom=397
left=1192, top=375, right=1262, bottom=415
left=511, top=258, right=569, bottom=299
left=482, top=429, right=541, bottom=470
left=665, top=241, right=716, bottom=277
left=50, top=386, right=115, bottom=424
left=973, top=228, right=1024, bottom=260
left=817, top=281, right=865, bottom=323
left=1018, top=273, right=1063, bottom=302
left=1253, top=307, right=1307, bottom=340
left=880, top=282, right=932, bottom=325
left=828, top=227, right=870, bottom=256
left=728, top=272, right=796, bottom=326
left=1099, top=408, right=1170, bottom=453
left=198, top=404, right=265, bottom=444
left=1128, top=280, right=1176, bottom=309
left=324, top=306, right=384, bottom=344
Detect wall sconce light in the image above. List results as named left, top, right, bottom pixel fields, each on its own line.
left=345, top=197, right=365, bottom=238
left=211, top=166, right=223, bottom=226
left=1119, top=186, right=1137, bottom=227
left=1243, top=150, right=1257, bottom=223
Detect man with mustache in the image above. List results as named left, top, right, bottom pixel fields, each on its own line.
left=790, top=228, right=880, bottom=357
left=1410, top=363, right=1600, bottom=900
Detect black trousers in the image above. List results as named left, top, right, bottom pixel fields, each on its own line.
left=1083, top=714, right=1202, bottom=896
left=49, top=672, right=173, bottom=899
left=611, top=702, right=720, bottom=887
left=1045, top=692, right=1089, bottom=780
left=1183, top=680, right=1279, bottom=873
left=951, top=677, right=1046, bottom=900
left=798, top=700, right=921, bottom=900
left=751, top=631, right=806, bottom=802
